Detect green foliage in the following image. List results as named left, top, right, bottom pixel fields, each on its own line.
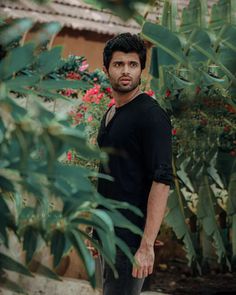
left=140, top=0, right=236, bottom=274
left=0, top=18, right=142, bottom=293
left=142, top=0, right=236, bottom=104
left=165, top=189, right=201, bottom=274
left=83, top=0, right=153, bottom=21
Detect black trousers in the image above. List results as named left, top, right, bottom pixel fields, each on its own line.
left=102, top=249, right=145, bottom=295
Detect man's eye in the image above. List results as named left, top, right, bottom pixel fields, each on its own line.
left=130, top=62, right=138, bottom=67
left=114, top=62, right=121, bottom=67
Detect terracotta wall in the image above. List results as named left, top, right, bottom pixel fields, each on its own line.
left=25, top=27, right=151, bottom=76
left=53, top=28, right=111, bottom=71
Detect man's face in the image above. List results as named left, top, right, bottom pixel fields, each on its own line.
left=105, top=51, right=142, bottom=93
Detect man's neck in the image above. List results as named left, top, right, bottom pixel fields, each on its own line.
left=113, top=87, right=141, bottom=108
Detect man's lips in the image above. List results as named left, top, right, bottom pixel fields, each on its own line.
left=119, top=77, right=131, bottom=83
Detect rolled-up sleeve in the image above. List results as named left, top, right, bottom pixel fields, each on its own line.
left=140, top=105, right=173, bottom=186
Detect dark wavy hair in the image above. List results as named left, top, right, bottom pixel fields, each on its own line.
left=103, top=33, right=146, bottom=70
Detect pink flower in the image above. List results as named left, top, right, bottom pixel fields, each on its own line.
left=79, top=105, right=88, bottom=111
left=79, top=61, right=89, bottom=72
left=165, top=89, right=171, bottom=97
left=76, top=112, right=83, bottom=119
left=146, top=89, right=155, bottom=97
left=82, top=85, right=104, bottom=104
left=87, top=115, right=93, bottom=122
left=64, top=89, right=76, bottom=97
left=67, top=72, right=81, bottom=80
left=67, top=151, right=72, bottom=161
left=108, top=98, right=116, bottom=108
left=106, top=87, right=112, bottom=94
left=172, top=129, right=177, bottom=136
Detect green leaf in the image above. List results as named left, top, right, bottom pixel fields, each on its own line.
left=0, top=18, right=33, bottom=46
left=0, top=175, right=14, bottom=191
left=197, top=176, right=231, bottom=269
left=19, top=207, right=35, bottom=224
left=50, top=230, right=66, bottom=268
left=46, top=211, right=63, bottom=230
left=219, top=24, right=236, bottom=52
left=37, top=46, right=63, bottom=76
left=161, top=0, right=178, bottom=31
left=107, top=210, right=143, bottom=236
left=4, top=96, right=27, bottom=122
left=0, top=119, right=6, bottom=143
left=55, top=129, right=102, bottom=160
left=34, top=22, right=61, bottom=47
left=32, top=261, right=62, bottom=281
left=67, top=229, right=96, bottom=287
left=90, top=209, right=114, bottom=232
left=177, top=170, right=195, bottom=193
left=78, top=230, right=117, bottom=277
left=23, top=227, right=38, bottom=264
left=0, top=253, right=33, bottom=277
left=227, top=172, right=236, bottom=215
left=0, top=219, right=9, bottom=247
left=84, top=0, right=146, bottom=21
left=218, top=46, right=236, bottom=76
left=207, top=166, right=224, bottom=189
left=53, top=178, right=74, bottom=198
left=142, top=22, right=186, bottom=65
left=232, top=214, right=236, bottom=259
left=0, top=276, right=27, bottom=294
left=70, top=217, right=104, bottom=232
left=201, top=71, right=227, bottom=87
left=210, top=1, right=236, bottom=30
left=34, top=90, right=69, bottom=100
left=5, top=75, right=40, bottom=91
left=187, top=28, right=236, bottom=84
left=180, top=0, right=208, bottom=32
left=168, top=72, right=193, bottom=90
left=31, top=100, right=55, bottom=125
left=101, top=197, right=143, bottom=217
left=0, top=193, right=15, bottom=234
left=95, top=227, right=116, bottom=263
left=150, top=47, right=159, bottom=78
left=0, top=43, right=35, bottom=80
left=187, top=28, right=214, bottom=64
left=115, top=236, right=135, bottom=264
left=53, top=165, right=93, bottom=193
left=165, top=190, right=200, bottom=272
left=38, top=79, right=90, bottom=91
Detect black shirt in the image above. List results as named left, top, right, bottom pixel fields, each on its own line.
left=97, top=93, right=172, bottom=247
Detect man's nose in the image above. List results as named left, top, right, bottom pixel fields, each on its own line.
left=122, top=64, right=129, bottom=75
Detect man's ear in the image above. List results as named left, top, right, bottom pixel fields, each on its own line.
left=103, top=66, right=108, bottom=76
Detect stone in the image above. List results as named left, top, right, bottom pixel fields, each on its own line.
left=0, top=275, right=101, bottom=295
left=141, top=292, right=171, bottom=295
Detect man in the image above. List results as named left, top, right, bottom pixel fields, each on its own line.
left=97, top=33, right=172, bottom=295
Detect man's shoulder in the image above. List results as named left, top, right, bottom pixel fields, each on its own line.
left=139, top=93, right=169, bottom=119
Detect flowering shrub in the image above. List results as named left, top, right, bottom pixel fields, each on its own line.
left=69, top=83, right=115, bottom=145
left=170, top=92, right=236, bottom=158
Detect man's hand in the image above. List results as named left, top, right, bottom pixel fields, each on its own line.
left=131, top=182, right=169, bottom=279
left=132, top=244, right=155, bottom=278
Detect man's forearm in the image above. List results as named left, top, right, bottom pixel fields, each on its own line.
left=132, top=181, right=170, bottom=278
left=140, top=181, right=170, bottom=248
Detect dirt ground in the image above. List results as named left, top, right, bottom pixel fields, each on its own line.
left=143, top=263, right=236, bottom=295
left=143, top=229, right=236, bottom=295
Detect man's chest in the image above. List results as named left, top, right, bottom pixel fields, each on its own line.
left=98, top=110, right=140, bottom=150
